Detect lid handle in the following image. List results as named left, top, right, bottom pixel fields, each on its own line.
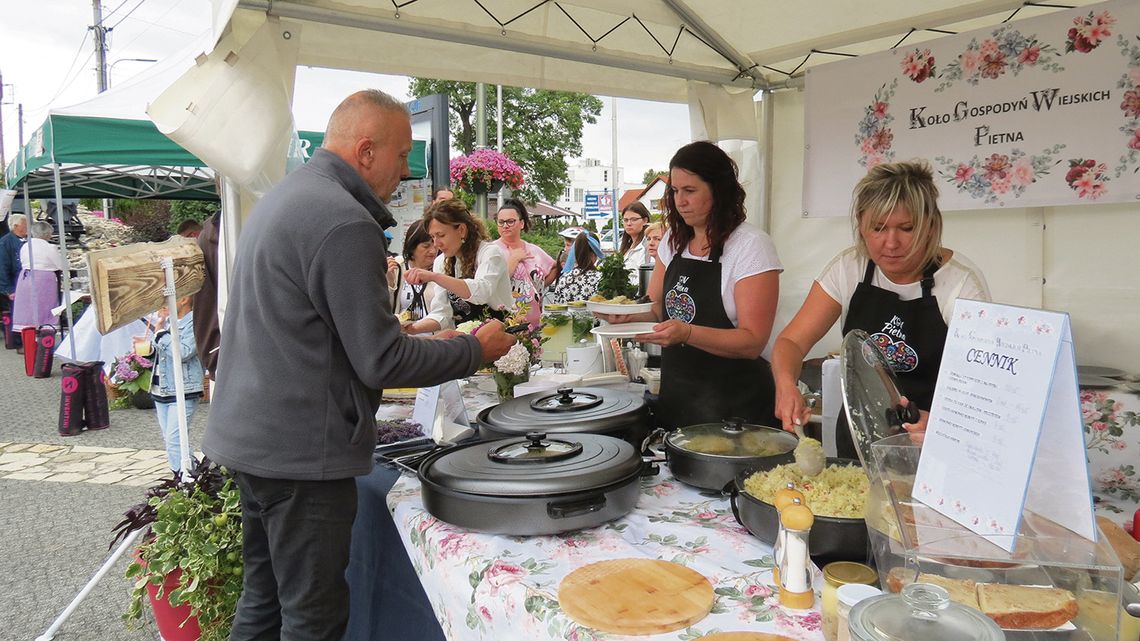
left=901, top=583, right=950, bottom=621
left=525, top=432, right=549, bottom=450
left=556, top=387, right=575, bottom=404
left=721, top=417, right=745, bottom=433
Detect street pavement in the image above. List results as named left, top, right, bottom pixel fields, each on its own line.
left=0, top=344, right=208, bottom=641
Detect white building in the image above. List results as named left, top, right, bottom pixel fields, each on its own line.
left=556, top=158, right=640, bottom=221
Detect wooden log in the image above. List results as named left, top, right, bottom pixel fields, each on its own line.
left=87, top=237, right=205, bottom=334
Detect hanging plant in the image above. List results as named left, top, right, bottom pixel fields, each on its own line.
left=449, top=148, right=525, bottom=194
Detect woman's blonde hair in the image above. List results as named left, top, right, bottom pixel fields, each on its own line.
left=423, top=199, right=488, bottom=278
left=644, top=221, right=665, bottom=239
left=851, top=160, right=943, bottom=270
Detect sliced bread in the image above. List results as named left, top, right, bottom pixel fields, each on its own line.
left=976, top=583, right=1078, bottom=629
left=915, top=573, right=979, bottom=610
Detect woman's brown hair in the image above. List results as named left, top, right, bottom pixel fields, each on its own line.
left=423, top=199, right=488, bottom=279
left=663, top=141, right=746, bottom=258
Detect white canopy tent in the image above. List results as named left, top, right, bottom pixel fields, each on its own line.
left=151, top=0, right=1138, bottom=369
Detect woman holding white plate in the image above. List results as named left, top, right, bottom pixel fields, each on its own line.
left=597, top=141, right=782, bottom=429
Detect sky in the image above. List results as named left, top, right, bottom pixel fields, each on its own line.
left=0, top=0, right=690, bottom=188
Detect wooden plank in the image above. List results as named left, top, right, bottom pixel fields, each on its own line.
left=86, top=237, right=205, bottom=335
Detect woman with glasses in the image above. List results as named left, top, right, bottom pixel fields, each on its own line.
left=619, top=202, right=651, bottom=284
left=493, top=198, right=554, bottom=325
left=406, top=200, right=513, bottom=330
left=595, top=141, right=783, bottom=429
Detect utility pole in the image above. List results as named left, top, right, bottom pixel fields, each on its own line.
left=610, top=96, right=619, bottom=251
left=475, top=82, right=487, bottom=219
left=0, top=71, right=6, bottom=179
left=92, top=0, right=110, bottom=93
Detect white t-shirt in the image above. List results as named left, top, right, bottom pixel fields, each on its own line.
left=426, top=241, right=514, bottom=329
left=19, top=238, right=68, bottom=272
left=657, top=223, right=783, bottom=326
left=817, top=247, right=991, bottom=326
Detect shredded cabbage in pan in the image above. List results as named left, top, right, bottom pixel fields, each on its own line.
left=743, top=463, right=869, bottom=519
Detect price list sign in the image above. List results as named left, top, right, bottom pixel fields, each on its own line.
left=914, top=300, right=1095, bottom=551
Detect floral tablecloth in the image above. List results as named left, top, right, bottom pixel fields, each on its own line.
left=1083, top=383, right=1140, bottom=528
left=386, top=469, right=825, bottom=641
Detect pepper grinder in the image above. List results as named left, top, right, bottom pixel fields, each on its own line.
left=778, top=499, right=815, bottom=610
left=771, top=483, right=805, bottom=586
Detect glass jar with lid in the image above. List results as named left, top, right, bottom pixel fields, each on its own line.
left=848, top=583, right=1005, bottom=641
left=567, top=301, right=595, bottom=344
left=540, top=304, right=573, bottom=366
left=821, top=561, right=878, bottom=641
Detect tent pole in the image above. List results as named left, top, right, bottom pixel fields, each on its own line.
left=475, top=82, right=487, bottom=219
left=51, top=163, right=76, bottom=358
left=758, top=89, right=774, bottom=234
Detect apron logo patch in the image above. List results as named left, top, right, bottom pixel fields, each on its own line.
left=664, top=289, right=696, bottom=323
left=880, top=315, right=908, bottom=342
left=871, top=332, right=919, bottom=373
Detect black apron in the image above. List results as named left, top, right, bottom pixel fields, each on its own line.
left=835, top=259, right=948, bottom=459
left=657, top=248, right=776, bottom=430
left=445, top=262, right=506, bottom=326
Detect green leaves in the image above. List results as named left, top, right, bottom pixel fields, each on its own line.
left=596, top=252, right=637, bottom=300
left=409, top=78, right=603, bottom=203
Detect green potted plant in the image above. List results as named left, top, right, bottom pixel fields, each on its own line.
left=110, top=459, right=243, bottom=641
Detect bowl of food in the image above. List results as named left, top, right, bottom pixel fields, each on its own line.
left=731, top=457, right=870, bottom=561
left=664, top=418, right=797, bottom=491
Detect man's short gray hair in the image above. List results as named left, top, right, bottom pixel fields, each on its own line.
left=31, top=221, right=53, bottom=240
left=323, top=90, right=409, bottom=146
left=8, top=213, right=26, bottom=228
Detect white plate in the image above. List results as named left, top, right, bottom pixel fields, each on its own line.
left=590, top=322, right=658, bottom=338
left=1077, top=365, right=1127, bottom=379
left=585, top=301, right=654, bottom=315
left=1078, top=374, right=1119, bottom=389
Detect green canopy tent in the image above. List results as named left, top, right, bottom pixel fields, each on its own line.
left=4, top=115, right=426, bottom=200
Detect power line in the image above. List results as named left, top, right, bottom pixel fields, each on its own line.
left=108, top=0, right=147, bottom=30
left=27, top=30, right=93, bottom=112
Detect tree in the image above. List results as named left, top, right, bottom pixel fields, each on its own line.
left=642, top=168, right=666, bottom=184
left=408, top=79, right=603, bottom=204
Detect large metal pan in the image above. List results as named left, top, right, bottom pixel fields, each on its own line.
left=730, top=457, right=870, bottom=562
left=664, top=418, right=797, bottom=491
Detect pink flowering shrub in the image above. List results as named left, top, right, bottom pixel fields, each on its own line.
left=449, top=149, right=525, bottom=193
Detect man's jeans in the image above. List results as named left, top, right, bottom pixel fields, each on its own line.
left=230, top=472, right=358, bottom=641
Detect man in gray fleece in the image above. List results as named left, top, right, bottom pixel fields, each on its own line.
left=203, top=89, right=513, bottom=641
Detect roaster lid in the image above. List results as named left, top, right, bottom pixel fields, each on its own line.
left=419, top=432, right=642, bottom=496
left=666, top=418, right=797, bottom=458
left=840, top=329, right=913, bottom=469
left=482, top=386, right=646, bottom=434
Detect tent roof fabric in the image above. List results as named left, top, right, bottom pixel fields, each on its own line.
left=222, top=0, right=1102, bottom=102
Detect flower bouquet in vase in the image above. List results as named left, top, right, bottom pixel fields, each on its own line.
left=459, top=303, right=546, bottom=401
left=449, top=148, right=525, bottom=195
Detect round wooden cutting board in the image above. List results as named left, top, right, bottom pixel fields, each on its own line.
left=558, top=559, right=715, bottom=635
left=697, top=629, right=798, bottom=634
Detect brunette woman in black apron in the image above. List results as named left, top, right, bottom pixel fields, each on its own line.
left=832, top=259, right=947, bottom=459
left=595, top=142, right=782, bottom=431
left=656, top=247, right=778, bottom=429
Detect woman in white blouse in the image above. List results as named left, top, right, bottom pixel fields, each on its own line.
left=619, top=202, right=651, bottom=284
left=13, top=221, right=68, bottom=330
left=405, top=199, right=513, bottom=331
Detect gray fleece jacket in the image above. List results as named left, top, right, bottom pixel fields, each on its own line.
left=203, top=148, right=483, bottom=480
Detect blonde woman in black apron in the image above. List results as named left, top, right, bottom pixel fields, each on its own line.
left=596, top=141, right=783, bottom=429
left=772, top=160, right=990, bottom=457
left=407, top=199, right=513, bottom=330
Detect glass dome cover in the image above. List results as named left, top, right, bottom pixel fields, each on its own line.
left=848, top=583, right=1005, bottom=641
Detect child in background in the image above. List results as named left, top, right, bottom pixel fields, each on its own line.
left=151, top=296, right=203, bottom=472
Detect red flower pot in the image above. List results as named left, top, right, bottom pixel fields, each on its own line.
left=136, top=552, right=203, bottom=641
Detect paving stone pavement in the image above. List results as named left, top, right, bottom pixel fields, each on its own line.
left=0, top=345, right=208, bottom=641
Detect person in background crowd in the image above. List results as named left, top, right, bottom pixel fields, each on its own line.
left=493, top=198, right=554, bottom=326
left=149, top=295, right=202, bottom=472
left=203, top=89, right=514, bottom=641
left=596, top=141, right=783, bottom=429
left=192, top=211, right=220, bottom=380
left=549, top=231, right=605, bottom=304
left=13, top=220, right=67, bottom=331
left=772, top=160, right=990, bottom=453
left=546, top=226, right=584, bottom=286
left=177, top=219, right=203, bottom=238
left=0, top=213, right=27, bottom=316
left=391, top=220, right=446, bottom=334
left=431, top=186, right=455, bottom=204
left=645, top=221, right=665, bottom=261
left=408, top=199, right=514, bottom=331
left=619, top=201, right=651, bottom=284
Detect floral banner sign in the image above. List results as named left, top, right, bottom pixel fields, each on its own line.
left=803, top=0, right=1140, bottom=216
